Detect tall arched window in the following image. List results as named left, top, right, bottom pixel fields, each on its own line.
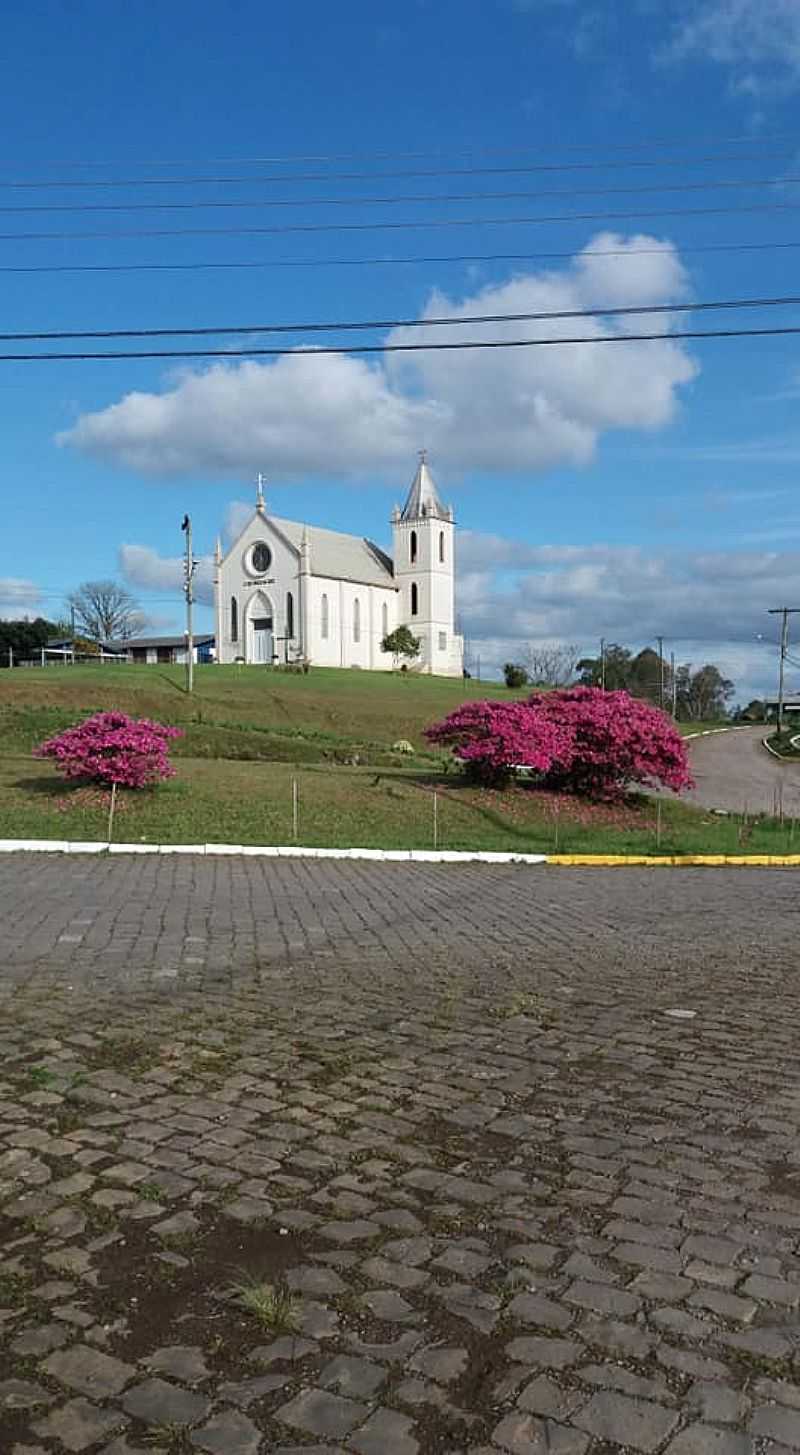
left=286, top=591, right=294, bottom=638
left=321, top=593, right=329, bottom=639
left=230, top=596, right=238, bottom=643
left=382, top=601, right=388, bottom=637
left=353, top=598, right=361, bottom=643
left=410, top=530, right=417, bottom=563
left=439, top=530, right=445, bottom=563
left=411, top=583, right=418, bottom=617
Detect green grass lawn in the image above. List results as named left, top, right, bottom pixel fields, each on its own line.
left=0, top=665, right=789, bottom=855
left=2, top=755, right=799, bottom=856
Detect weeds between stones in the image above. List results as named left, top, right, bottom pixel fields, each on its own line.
left=227, top=1272, right=298, bottom=1333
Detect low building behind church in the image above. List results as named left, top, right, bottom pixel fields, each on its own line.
left=213, top=456, right=464, bottom=677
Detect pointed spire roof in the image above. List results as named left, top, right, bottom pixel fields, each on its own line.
left=400, top=450, right=448, bottom=521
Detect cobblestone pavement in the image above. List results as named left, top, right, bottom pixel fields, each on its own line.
left=1, top=857, right=800, bottom=1453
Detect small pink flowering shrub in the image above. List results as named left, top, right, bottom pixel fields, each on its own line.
left=34, top=711, right=183, bottom=789
left=426, top=687, right=693, bottom=798
left=424, top=699, right=571, bottom=786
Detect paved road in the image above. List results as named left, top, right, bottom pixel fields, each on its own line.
left=684, top=724, right=800, bottom=815
left=1, top=857, right=800, bottom=1454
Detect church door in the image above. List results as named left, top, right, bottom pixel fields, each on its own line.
left=246, top=591, right=274, bottom=664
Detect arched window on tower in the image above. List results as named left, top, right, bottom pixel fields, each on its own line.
left=321, top=593, right=329, bottom=639
left=439, top=530, right=445, bottom=564
left=382, top=601, right=388, bottom=637
left=286, top=591, right=294, bottom=639
left=410, top=530, right=417, bottom=563
left=230, top=596, right=238, bottom=643
left=411, top=583, right=418, bottom=617
left=353, top=598, right=361, bottom=643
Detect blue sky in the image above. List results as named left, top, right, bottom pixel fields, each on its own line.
left=4, top=0, right=800, bottom=697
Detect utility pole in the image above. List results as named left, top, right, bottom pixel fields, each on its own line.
left=600, top=637, right=606, bottom=690
left=670, top=651, right=677, bottom=717
left=768, top=607, right=800, bottom=736
left=181, top=515, right=196, bottom=695
left=656, top=635, right=665, bottom=710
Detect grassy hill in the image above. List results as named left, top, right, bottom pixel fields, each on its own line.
left=0, top=663, right=513, bottom=763
left=0, top=664, right=763, bottom=853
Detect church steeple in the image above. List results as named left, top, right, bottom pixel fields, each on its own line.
left=400, top=450, right=450, bottom=521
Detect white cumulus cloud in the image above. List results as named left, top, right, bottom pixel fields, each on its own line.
left=58, top=234, right=697, bottom=482
left=0, top=578, right=44, bottom=619
left=118, top=545, right=214, bottom=606
left=665, top=0, right=800, bottom=91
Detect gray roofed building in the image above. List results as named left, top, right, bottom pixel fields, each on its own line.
left=399, top=452, right=452, bottom=522
left=270, top=517, right=394, bottom=588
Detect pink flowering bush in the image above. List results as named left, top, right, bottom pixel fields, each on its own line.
left=426, top=687, right=693, bottom=798
left=34, top=711, right=183, bottom=789
left=531, top=686, right=693, bottom=799
left=424, top=700, right=571, bottom=786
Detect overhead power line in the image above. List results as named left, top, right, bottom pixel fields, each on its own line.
left=2, top=129, right=793, bottom=169
left=6, top=322, right=800, bottom=363
left=3, top=172, right=800, bottom=215
left=6, top=198, right=800, bottom=241
left=1, top=149, right=797, bottom=189
left=4, top=237, right=800, bottom=276
left=5, top=292, right=800, bottom=344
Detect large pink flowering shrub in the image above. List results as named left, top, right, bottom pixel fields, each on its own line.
left=426, top=687, right=693, bottom=797
left=531, top=686, right=692, bottom=798
left=424, top=700, right=571, bottom=786
left=34, top=711, right=183, bottom=789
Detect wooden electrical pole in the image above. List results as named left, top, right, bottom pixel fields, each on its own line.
left=768, top=607, right=800, bottom=736
left=181, top=514, right=196, bottom=695
left=657, top=635, right=665, bottom=710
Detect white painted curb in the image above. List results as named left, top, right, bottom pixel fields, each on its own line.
left=0, top=839, right=548, bottom=865
left=683, top=725, right=752, bottom=740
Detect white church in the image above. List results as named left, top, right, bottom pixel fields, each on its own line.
left=213, top=454, right=464, bottom=677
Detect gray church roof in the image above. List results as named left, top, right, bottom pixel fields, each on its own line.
left=400, top=454, right=449, bottom=521
left=271, top=515, right=395, bottom=588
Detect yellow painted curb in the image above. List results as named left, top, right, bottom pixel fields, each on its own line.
left=547, top=854, right=800, bottom=867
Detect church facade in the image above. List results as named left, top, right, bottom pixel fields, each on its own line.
left=213, top=456, right=464, bottom=677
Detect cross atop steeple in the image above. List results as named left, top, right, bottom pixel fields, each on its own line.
left=256, top=473, right=267, bottom=512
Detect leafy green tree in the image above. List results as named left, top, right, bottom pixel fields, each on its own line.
left=381, top=625, right=420, bottom=667
left=503, top=662, right=529, bottom=688
left=0, top=616, right=61, bottom=665
left=675, top=663, right=734, bottom=721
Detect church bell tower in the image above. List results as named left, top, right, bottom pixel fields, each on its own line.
left=391, top=452, right=462, bottom=676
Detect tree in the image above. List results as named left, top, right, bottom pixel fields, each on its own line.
left=577, top=643, right=633, bottom=691
left=0, top=616, right=61, bottom=665
left=382, top=625, right=420, bottom=667
left=737, top=699, right=765, bottom=723
left=34, top=711, right=183, bottom=789
left=503, top=662, right=529, bottom=689
left=67, top=581, right=145, bottom=643
left=525, top=643, right=578, bottom=687
left=674, top=664, right=734, bottom=721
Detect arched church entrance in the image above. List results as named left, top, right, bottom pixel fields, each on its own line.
left=245, top=590, right=274, bottom=665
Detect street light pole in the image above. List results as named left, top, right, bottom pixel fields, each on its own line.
left=656, top=635, right=665, bottom=711
left=181, top=515, right=196, bottom=696
left=767, top=607, right=800, bottom=736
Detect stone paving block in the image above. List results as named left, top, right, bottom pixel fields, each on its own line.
left=0, top=1379, right=54, bottom=1411
left=565, top=1279, right=641, bottom=1318
left=11, top=1321, right=72, bottom=1356
left=143, top=1345, right=211, bottom=1384
left=572, top=1389, right=680, bottom=1452
left=688, top=1381, right=746, bottom=1424
left=42, top=1345, right=136, bottom=1399
left=517, top=1374, right=584, bottom=1420
left=349, top=1407, right=419, bottom=1454
left=665, top=1426, right=754, bottom=1454
left=32, top=1396, right=127, bottom=1451
left=507, top=1293, right=573, bottom=1330
left=121, top=1377, right=211, bottom=1427
left=688, top=1287, right=757, bottom=1323
left=276, top=1386, right=369, bottom=1438
left=408, top=1344, right=469, bottom=1384
left=492, top=1411, right=589, bottom=1453
left=190, top=1409, right=262, bottom=1455
left=750, top=1403, right=800, bottom=1445
left=506, top=1336, right=582, bottom=1369
left=740, top=1273, right=800, bottom=1305
left=319, top=1354, right=386, bottom=1399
